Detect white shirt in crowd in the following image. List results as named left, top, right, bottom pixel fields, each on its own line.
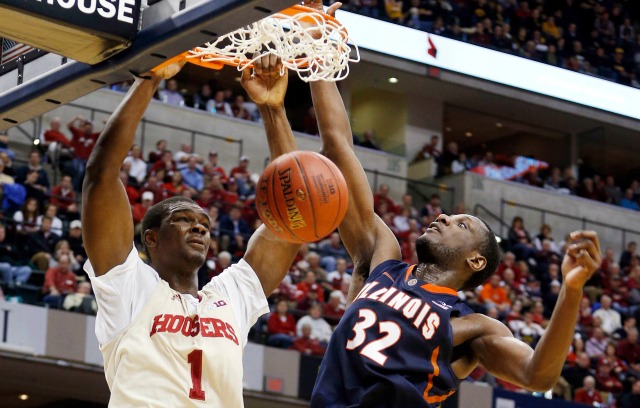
left=36, top=215, right=64, bottom=237
left=86, top=246, right=268, bottom=407
left=593, top=307, right=622, bottom=335
left=123, top=156, right=148, bottom=184
left=296, top=315, right=333, bottom=343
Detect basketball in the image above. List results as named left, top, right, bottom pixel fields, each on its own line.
left=256, top=151, right=348, bottom=243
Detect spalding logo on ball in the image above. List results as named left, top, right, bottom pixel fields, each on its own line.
left=257, top=151, right=348, bottom=243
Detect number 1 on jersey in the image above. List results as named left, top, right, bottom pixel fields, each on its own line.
left=346, top=309, right=402, bottom=366
left=188, top=349, right=205, bottom=400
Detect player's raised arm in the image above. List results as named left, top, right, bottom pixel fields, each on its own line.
left=308, top=1, right=400, bottom=305
left=466, top=231, right=601, bottom=391
left=82, top=65, right=183, bottom=276
left=240, top=55, right=301, bottom=296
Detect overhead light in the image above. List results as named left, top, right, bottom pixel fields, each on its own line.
left=445, top=127, right=452, bottom=132
left=496, top=122, right=503, bottom=128
left=465, top=131, right=473, bottom=137
left=33, top=139, right=40, bottom=146
left=19, top=394, right=29, bottom=401
left=388, top=77, right=398, bottom=84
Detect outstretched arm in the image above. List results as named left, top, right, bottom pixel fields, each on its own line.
left=307, top=2, right=400, bottom=307
left=241, top=55, right=301, bottom=296
left=467, top=231, right=601, bottom=391
left=82, top=64, right=183, bottom=276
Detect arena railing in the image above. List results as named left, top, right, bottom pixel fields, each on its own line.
left=57, top=102, right=245, bottom=164
left=499, top=198, right=640, bottom=248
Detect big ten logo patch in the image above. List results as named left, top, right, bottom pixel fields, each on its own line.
left=313, top=173, right=336, bottom=205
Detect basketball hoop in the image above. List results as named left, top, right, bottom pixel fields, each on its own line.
left=153, top=5, right=359, bottom=82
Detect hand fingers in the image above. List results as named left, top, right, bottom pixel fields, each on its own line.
left=327, top=2, right=342, bottom=16
left=567, top=239, right=598, bottom=261
left=569, top=230, right=601, bottom=254
left=254, top=53, right=263, bottom=75
left=241, top=67, right=252, bottom=84
left=268, top=53, right=278, bottom=74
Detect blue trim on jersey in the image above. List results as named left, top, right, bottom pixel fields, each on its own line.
left=311, top=260, right=473, bottom=408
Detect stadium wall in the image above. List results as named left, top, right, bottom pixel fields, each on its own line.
left=443, top=172, right=640, bottom=252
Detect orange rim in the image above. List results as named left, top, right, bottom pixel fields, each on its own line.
left=152, top=5, right=347, bottom=73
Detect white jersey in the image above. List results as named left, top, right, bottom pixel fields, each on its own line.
left=85, top=246, right=268, bottom=407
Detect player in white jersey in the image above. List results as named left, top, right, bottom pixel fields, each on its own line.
left=81, top=56, right=300, bottom=406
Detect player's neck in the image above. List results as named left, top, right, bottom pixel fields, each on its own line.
left=153, top=263, right=200, bottom=296
left=415, top=263, right=463, bottom=291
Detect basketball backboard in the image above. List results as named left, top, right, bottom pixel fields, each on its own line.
left=0, top=0, right=296, bottom=131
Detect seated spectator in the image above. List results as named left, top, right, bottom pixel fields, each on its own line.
left=192, top=84, right=214, bottom=111
left=119, top=170, right=140, bottom=205
left=533, top=224, right=560, bottom=253
left=296, top=303, right=333, bottom=344
left=359, top=130, right=380, bottom=150
left=412, top=135, right=441, bottom=163
left=25, top=216, right=60, bottom=270
left=573, top=376, right=603, bottom=406
left=598, top=341, right=627, bottom=378
left=158, top=79, right=184, bottom=106
left=384, top=0, right=403, bottom=24
left=229, top=156, right=252, bottom=197
left=62, top=281, right=97, bottom=315
left=42, top=254, right=76, bottom=309
left=509, top=310, right=545, bottom=347
left=420, top=194, right=444, bottom=223
left=0, top=224, right=32, bottom=286
left=289, top=323, right=326, bottom=356
left=296, top=271, right=324, bottom=303
left=595, top=360, right=623, bottom=394
left=620, top=242, right=637, bottom=270
left=36, top=203, right=63, bottom=237
left=507, top=216, right=536, bottom=260
left=326, top=258, right=351, bottom=290
left=147, top=139, right=167, bottom=163
left=50, top=175, right=78, bottom=220
left=266, top=299, right=297, bottom=349
left=210, top=90, right=232, bottom=116
left=173, top=144, right=199, bottom=170
left=586, top=327, right=609, bottom=359
left=0, top=151, right=15, bottom=177
left=306, top=251, right=328, bottom=285
left=204, top=151, right=228, bottom=181
left=0, top=159, right=15, bottom=185
left=373, top=184, right=397, bottom=215
left=41, top=117, right=72, bottom=156
left=22, top=169, right=48, bottom=208
left=231, top=95, right=251, bottom=120
left=437, top=142, right=459, bottom=177
left=617, top=328, right=640, bottom=374
left=397, top=193, right=419, bottom=219
left=123, top=144, right=148, bottom=185
left=133, top=191, right=155, bottom=228
left=478, top=274, right=511, bottom=314
left=393, top=207, right=413, bottom=233
left=219, top=205, right=251, bottom=250
left=562, top=352, right=594, bottom=395
left=619, top=379, right=640, bottom=408
left=323, top=291, right=345, bottom=326
left=49, top=240, right=81, bottom=273
left=16, top=150, right=49, bottom=189
left=163, top=171, right=193, bottom=197
left=13, top=197, right=40, bottom=236
left=620, top=189, right=640, bottom=210
left=64, top=220, right=87, bottom=266
left=593, top=295, right=622, bottom=335
left=296, top=284, right=320, bottom=313
left=151, top=150, right=177, bottom=180
left=181, top=156, right=204, bottom=191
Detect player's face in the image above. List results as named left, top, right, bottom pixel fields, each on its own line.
left=415, top=214, right=485, bottom=270
left=159, top=203, right=211, bottom=265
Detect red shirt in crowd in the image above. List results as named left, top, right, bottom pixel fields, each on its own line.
left=573, top=388, right=603, bottom=405
left=296, top=282, right=324, bottom=302
left=289, top=337, right=325, bottom=356
left=617, top=338, right=640, bottom=364
left=50, top=185, right=75, bottom=211
left=43, top=267, right=76, bottom=294
left=323, top=303, right=345, bottom=325
left=69, top=127, right=99, bottom=160
left=267, top=313, right=296, bottom=336
left=43, top=130, right=73, bottom=148
left=132, top=203, right=150, bottom=224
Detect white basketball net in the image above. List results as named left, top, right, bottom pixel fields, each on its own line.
left=186, top=9, right=360, bottom=82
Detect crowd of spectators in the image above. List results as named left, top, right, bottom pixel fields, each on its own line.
left=414, top=135, right=640, bottom=212
left=2, top=111, right=640, bottom=405
left=343, top=0, right=640, bottom=87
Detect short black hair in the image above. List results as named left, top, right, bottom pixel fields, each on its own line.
left=140, top=196, right=197, bottom=258
left=460, top=219, right=501, bottom=291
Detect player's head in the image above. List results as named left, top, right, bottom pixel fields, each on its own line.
left=415, top=214, right=500, bottom=291
left=141, top=196, right=211, bottom=268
